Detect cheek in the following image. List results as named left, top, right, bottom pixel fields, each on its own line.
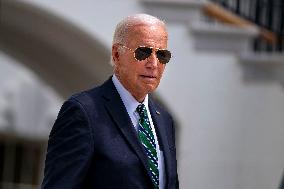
left=158, top=65, right=166, bottom=77
left=126, top=63, right=140, bottom=81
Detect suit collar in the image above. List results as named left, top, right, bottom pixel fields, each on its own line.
left=101, top=78, right=153, bottom=181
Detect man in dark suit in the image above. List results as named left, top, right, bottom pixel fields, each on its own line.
left=41, top=13, right=178, bottom=189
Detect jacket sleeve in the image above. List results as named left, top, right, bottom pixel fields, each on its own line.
left=41, top=98, right=94, bottom=189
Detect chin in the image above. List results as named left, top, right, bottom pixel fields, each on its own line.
left=145, top=85, right=158, bottom=93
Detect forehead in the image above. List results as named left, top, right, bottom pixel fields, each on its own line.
left=126, top=24, right=168, bottom=48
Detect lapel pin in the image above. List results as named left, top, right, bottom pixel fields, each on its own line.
left=156, top=110, right=160, bottom=115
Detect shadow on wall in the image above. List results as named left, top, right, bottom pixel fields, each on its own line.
left=0, top=0, right=113, bottom=98
left=239, top=59, right=284, bottom=88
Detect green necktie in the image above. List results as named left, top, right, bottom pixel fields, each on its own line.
left=136, top=104, right=159, bottom=188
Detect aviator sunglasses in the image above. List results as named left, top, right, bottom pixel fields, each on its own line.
left=119, top=44, right=172, bottom=64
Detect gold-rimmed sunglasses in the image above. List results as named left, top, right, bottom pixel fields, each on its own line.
left=119, top=44, right=172, bottom=64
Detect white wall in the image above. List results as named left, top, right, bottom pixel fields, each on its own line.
left=158, top=23, right=284, bottom=189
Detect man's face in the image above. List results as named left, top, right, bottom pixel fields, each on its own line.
left=113, top=23, right=168, bottom=102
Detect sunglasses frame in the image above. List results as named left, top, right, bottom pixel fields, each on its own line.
left=118, top=44, right=171, bottom=64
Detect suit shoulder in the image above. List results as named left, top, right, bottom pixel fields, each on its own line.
left=68, top=77, right=113, bottom=105
left=72, top=87, right=101, bottom=98
left=63, top=78, right=113, bottom=118
left=70, top=86, right=102, bottom=104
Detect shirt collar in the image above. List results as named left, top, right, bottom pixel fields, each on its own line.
left=112, top=74, right=149, bottom=115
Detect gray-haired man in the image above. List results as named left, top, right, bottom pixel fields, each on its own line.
left=42, top=14, right=178, bottom=189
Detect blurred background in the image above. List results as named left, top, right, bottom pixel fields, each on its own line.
left=0, top=0, right=284, bottom=188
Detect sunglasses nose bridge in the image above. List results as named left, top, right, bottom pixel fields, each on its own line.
left=146, top=48, right=159, bottom=67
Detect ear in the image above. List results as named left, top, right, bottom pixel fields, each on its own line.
left=112, top=44, right=120, bottom=65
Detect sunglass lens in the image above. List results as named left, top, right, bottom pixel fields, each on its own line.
left=135, top=47, right=152, bottom=61
left=157, top=50, right=171, bottom=64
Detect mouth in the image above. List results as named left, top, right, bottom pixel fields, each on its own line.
left=140, top=75, right=157, bottom=79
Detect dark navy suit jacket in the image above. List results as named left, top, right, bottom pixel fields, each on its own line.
left=41, top=78, right=179, bottom=189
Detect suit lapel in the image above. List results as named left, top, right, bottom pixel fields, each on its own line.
left=102, top=78, right=153, bottom=180
left=149, top=98, right=171, bottom=188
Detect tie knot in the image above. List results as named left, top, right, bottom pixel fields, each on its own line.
left=136, top=104, right=146, bottom=116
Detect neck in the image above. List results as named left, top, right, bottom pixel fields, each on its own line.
left=114, top=74, right=146, bottom=103
left=133, top=94, right=146, bottom=103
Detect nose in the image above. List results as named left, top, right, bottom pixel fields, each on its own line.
left=145, top=51, right=159, bottom=69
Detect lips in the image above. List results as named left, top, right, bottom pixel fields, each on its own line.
left=140, top=75, right=157, bottom=78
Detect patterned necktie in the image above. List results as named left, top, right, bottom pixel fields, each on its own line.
left=136, top=104, right=159, bottom=188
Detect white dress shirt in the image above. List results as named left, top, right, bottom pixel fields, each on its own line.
left=112, top=75, right=165, bottom=189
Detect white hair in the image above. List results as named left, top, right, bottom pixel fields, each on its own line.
left=110, top=14, right=167, bottom=66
